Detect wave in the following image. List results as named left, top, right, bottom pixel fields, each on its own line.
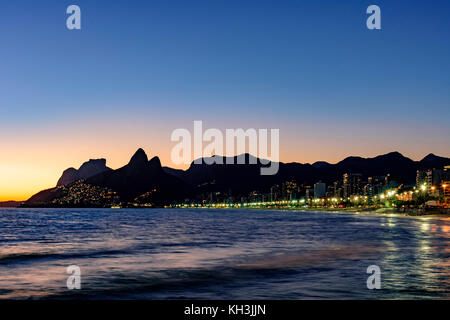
left=233, top=246, right=381, bottom=270
left=42, top=245, right=381, bottom=299
left=0, top=249, right=129, bottom=265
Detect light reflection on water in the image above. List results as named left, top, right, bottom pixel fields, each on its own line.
left=0, top=208, right=449, bottom=299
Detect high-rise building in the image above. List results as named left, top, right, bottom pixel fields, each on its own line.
left=333, top=181, right=339, bottom=197
left=305, top=188, right=315, bottom=201
left=282, top=181, right=298, bottom=201
left=442, top=166, right=450, bottom=200
left=343, top=173, right=362, bottom=198
left=416, top=170, right=427, bottom=187
left=363, top=183, right=373, bottom=200
left=426, top=169, right=443, bottom=186
left=425, top=169, right=444, bottom=196
left=326, top=185, right=335, bottom=198
left=442, top=182, right=449, bottom=200
left=366, top=176, right=386, bottom=197
left=314, top=182, right=326, bottom=199
left=444, top=166, right=450, bottom=180
left=249, top=191, right=262, bottom=203
left=270, top=184, right=280, bottom=202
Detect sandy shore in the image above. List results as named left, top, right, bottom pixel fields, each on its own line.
left=280, top=206, right=450, bottom=218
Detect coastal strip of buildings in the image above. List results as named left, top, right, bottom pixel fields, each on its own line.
left=173, top=166, right=450, bottom=210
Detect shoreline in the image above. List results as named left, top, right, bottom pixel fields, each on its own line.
left=3, top=205, right=449, bottom=218
left=285, top=207, right=450, bottom=218
left=239, top=206, right=450, bottom=217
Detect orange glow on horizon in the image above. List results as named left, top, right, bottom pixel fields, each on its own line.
left=1, top=119, right=449, bottom=202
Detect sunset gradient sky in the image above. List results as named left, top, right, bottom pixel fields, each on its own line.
left=1, top=0, right=450, bottom=201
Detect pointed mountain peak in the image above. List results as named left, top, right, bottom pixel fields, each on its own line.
left=419, top=153, right=450, bottom=168
left=149, top=156, right=162, bottom=168
left=421, top=153, right=439, bottom=162
left=129, top=148, right=148, bottom=166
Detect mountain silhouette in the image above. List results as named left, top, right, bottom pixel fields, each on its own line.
left=57, top=159, right=111, bottom=186
left=419, top=153, right=450, bottom=169
left=166, top=151, right=450, bottom=197
left=86, top=149, right=187, bottom=203
left=26, top=150, right=450, bottom=207
left=312, top=161, right=331, bottom=169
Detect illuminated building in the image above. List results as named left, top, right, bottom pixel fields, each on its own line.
left=343, top=173, right=362, bottom=198
left=314, top=182, right=326, bottom=199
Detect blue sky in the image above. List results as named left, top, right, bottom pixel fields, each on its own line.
left=0, top=0, right=449, bottom=168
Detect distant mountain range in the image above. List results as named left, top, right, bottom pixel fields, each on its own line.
left=0, top=201, right=21, bottom=208
left=162, top=151, right=450, bottom=197
left=24, top=149, right=450, bottom=207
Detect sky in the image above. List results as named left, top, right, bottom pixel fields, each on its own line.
left=1, top=0, right=450, bottom=201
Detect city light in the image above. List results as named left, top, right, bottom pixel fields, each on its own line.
left=170, top=168, right=450, bottom=211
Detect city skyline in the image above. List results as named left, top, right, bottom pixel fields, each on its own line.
left=1, top=0, right=450, bottom=200
left=2, top=147, right=448, bottom=202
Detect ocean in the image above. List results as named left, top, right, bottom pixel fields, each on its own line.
left=0, top=208, right=449, bottom=299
